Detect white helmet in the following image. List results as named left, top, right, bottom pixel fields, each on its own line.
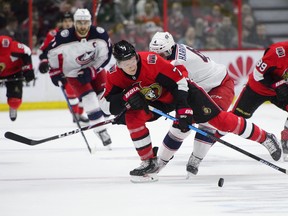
left=74, top=8, right=91, bottom=22
left=149, top=32, right=175, bottom=57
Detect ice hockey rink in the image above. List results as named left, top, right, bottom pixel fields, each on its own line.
left=1, top=103, right=288, bottom=216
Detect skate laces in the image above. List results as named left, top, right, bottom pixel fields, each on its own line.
left=97, top=130, right=110, bottom=142
left=262, top=134, right=278, bottom=153
left=188, top=154, right=202, bottom=167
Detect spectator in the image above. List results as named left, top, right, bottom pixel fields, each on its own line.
left=252, top=23, right=273, bottom=48
left=135, top=0, right=161, bottom=26
left=194, top=17, right=206, bottom=45
left=114, top=0, right=136, bottom=26
left=232, top=14, right=258, bottom=48
left=216, top=15, right=237, bottom=48
left=204, top=3, right=223, bottom=32
left=204, top=31, right=225, bottom=50
left=178, top=26, right=204, bottom=49
left=168, top=2, right=190, bottom=42
left=135, top=0, right=160, bottom=20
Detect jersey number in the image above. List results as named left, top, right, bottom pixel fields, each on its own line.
left=256, top=59, right=267, bottom=72
left=186, top=47, right=209, bottom=62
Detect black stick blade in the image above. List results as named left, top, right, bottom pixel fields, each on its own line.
left=5, top=132, right=40, bottom=145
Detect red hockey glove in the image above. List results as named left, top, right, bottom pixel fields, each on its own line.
left=123, top=86, right=149, bottom=113
left=49, top=69, right=67, bottom=87
left=272, top=80, right=288, bottom=104
left=22, top=64, right=35, bottom=82
left=38, top=59, right=50, bottom=74
left=176, top=107, right=193, bottom=132
left=77, top=67, right=96, bottom=84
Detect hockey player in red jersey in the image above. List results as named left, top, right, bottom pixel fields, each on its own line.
left=0, top=35, right=35, bottom=121
left=232, top=41, right=288, bottom=161
left=47, top=8, right=113, bottom=148
left=38, top=12, right=89, bottom=124
left=101, top=40, right=281, bottom=182
left=149, top=31, right=234, bottom=176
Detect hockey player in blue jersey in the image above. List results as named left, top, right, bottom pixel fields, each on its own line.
left=47, top=8, right=113, bottom=148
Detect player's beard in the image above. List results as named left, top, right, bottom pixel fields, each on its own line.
left=76, top=26, right=90, bottom=37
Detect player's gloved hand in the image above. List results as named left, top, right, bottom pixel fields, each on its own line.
left=22, top=64, right=35, bottom=82
left=77, top=67, right=96, bottom=84
left=49, top=69, right=67, bottom=87
left=123, top=86, right=149, bottom=113
left=176, top=107, right=193, bottom=132
left=38, top=59, right=50, bottom=74
left=273, top=80, right=288, bottom=103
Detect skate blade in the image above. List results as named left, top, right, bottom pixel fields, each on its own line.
left=186, top=172, right=196, bottom=180
left=105, top=144, right=112, bottom=151
left=130, top=174, right=158, bottom=183
left=283, top=153, right=288, bottom=162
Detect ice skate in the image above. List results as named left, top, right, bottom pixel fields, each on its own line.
left=96, top=129, right=112, bottom=149
left=186, top=153, right=202, bottom=178
left=9, top=108, right=17, bottom=121
left=73, top=114, right=89, bottom=124
left=261, top=133, right=281, bottom=161
left=130, top=157, right=159, bottom=183
left=281, top=128, right=288, bottom=162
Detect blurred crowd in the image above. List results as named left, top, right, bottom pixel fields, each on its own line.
left=0, top=0, right=273, bottom=53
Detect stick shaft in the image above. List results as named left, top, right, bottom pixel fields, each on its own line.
left=59, top=83, right=93, bottom=153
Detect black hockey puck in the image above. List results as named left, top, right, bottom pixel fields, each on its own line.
left=218, top=178, right=224, bottom=187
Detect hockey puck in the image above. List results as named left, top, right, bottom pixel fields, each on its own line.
left=218, top=178, right=224, bottom=187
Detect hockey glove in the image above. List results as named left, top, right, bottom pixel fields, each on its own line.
left=176, top=107, right=193, bottom=132
left=123, top=86, right=149, bottom=113
left=22, top=64, right=35, bottom=82
left=77, top=67, right=96, bottom=84
left=272, top=80, right=288, bottom=104
left=38, top=59, right=50, bottom=74
left=49, top=69, right=67, bottom=87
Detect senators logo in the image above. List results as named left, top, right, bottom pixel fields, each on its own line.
left=0, top=63, right=6, bottom=72
left=202, top=106, right=212, bottom=115
left=135, top=82, right=162, bottom=101
left=283, top=68, right=288, bottom=80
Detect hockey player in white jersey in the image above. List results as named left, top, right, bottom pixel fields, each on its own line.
left=149, top=32, right=235, bottom=175
left=47, top=8, right=113, bottom=148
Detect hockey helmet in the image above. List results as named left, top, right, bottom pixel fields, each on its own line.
left=61, top=12, right=73, bottom=21
left=113, top=40, right=137, bottom=62
left=149, top=32, right=175, bottom=57
left=73, top=8, right=91, bottom=23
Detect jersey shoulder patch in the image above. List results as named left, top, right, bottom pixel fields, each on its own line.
left=147, top=54, right=157, bottom=64
left=60, top=29, right=70, bottom=38
left=108, top=64, right=117, bottom=73
left=275, top=46, right=285, bottom=58
left=96, top=27, right=105, bottom=34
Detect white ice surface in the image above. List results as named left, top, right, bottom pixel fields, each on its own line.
left=1, top=104, right=288, bottom=216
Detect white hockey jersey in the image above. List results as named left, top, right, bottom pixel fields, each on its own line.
left=47, top=26, right=112, bottom=77
left=169, top=44, right=227, bottom=92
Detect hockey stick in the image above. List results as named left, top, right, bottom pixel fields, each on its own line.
left=5, top=111, right=125, bottom=146
left=0, top=77, right=25, bottom=83
left=148, top=106, right=288, bottom=175
left=59, top=82, right=94, bottom=154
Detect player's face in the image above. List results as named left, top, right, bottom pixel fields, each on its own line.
left=117, top=56, right=137, bottom=75
left=62, top=18, right=73, bottom=29
left=75, top=20, right=91, bottom=37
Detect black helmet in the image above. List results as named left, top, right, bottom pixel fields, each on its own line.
left=113, top=40, right=136, bottom=61
left=58, top=12, right=73, bottom=22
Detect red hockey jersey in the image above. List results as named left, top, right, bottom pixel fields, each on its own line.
left=248, top=41, right=288, bottom=96
left=0, top=35, right=32, bottom=77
